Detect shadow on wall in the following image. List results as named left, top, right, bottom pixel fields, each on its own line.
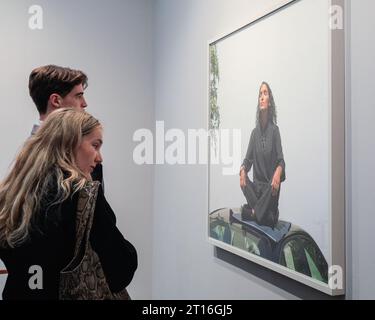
left=215, top=247, right=344, bottom=300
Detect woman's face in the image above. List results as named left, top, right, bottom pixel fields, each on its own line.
left=75, top=127, right=103, bottom=178
left=259, top=84, right=270, bottom=111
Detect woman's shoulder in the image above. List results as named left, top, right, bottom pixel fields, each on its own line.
left=269, top=122, right=281, bottom=133
left=36, top=176, right=79, bottom=232
left=269, top=122, right=279, bottom=129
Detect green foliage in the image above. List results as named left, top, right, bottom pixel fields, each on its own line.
left=209, top=44, right=220, bottom=131
left=209, top=44, right=220, bottom=155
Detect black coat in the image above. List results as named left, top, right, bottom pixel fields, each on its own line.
left=0, top=182, right=137, bottom=300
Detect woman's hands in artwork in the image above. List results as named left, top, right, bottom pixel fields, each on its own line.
left=271, top=166, right=283, bottom=196
left=240, top=167, right=247, bottom=188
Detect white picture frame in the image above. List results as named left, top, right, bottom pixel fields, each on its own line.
left=207, top=0, right=345, bottom=296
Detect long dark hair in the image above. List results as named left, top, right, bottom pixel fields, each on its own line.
left=256, top=81, right=277, bottom=126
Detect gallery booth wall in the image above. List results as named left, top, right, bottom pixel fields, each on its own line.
left=0, top=0, right=154, bottom=299
left=152, top=0, right=374, bottom=299
left=0, top=0, right=374, bottom=300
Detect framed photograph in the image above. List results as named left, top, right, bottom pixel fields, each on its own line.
left=207, top=0, right=345, bottom=295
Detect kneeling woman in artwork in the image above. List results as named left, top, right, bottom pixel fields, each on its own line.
left=239, top=82, right=286, bottom=228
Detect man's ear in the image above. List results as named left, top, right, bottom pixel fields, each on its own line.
left=49, top=93, right=62, bottom=109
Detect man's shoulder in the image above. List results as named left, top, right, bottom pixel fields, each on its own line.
left=30, top=124, right=40, bottom=136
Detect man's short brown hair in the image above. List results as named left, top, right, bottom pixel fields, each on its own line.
left=29, top=65, right=88, bottom=115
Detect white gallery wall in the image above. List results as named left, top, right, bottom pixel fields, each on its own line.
left=153, top=0, right=375, bottom=299
left=0, top=0, right=374, bottom=300
left=349, top=0, right=375, bottom=299
left=0, top=0, right=154, bottom=299
left=153, top=0, right=301, bottom=299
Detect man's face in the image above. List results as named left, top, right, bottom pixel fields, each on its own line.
left=60, top=83, right=87, bottom=110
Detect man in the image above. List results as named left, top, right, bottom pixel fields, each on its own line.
left=28, top=64, right=102, bottom=183
left=29, top=65, right=88, bottom=132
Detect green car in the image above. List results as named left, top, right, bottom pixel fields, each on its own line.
left=209, top=208, right=328, bottom=283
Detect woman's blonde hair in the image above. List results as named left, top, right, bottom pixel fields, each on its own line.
left=0, top=108, right=101, bottom=248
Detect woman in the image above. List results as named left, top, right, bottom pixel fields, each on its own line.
left=239, top=82, right=286, bottom=228
left=0, top=108, right=137, bottom=299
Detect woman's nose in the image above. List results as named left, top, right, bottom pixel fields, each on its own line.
left=96, top=152, right=103, bottom=163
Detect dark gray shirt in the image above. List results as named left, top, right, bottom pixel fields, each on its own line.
left=242, top=122, right=286, bottom=184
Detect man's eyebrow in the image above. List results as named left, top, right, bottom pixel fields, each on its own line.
left=75, top=91, right=84, bottom=96
left=97, top=139, right=103, bottom=145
